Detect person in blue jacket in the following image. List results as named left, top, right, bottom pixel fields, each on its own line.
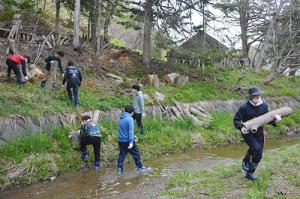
left=117, top=105, right=150, bottom=175
left=233, top=86, right=281, bottom=181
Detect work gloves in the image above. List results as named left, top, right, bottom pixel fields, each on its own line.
left=241, top=126, right=249, bottom=135
left=128, top=143, right=133, bottom=149
left=24, top=76, right=29, bottom=81
left=274, top=114, right=282, bottom=123
left=142, top=113, right=146, bottom=117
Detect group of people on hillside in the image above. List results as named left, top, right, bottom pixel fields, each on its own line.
left=5, top=51, right=82, bottom=109
left=5, top=50, right=148, bottom=175
left=5, top=51, right=282, bottom=180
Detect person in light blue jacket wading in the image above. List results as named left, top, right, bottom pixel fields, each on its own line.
left=132, top=84, right=145, bottom=135
left=117, top=105, right=150, bottom=175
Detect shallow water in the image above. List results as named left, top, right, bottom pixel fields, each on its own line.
left=2, top=136, right=299, bottom=199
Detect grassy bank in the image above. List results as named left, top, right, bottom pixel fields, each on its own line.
left=1, top=67, right=299, bottom=118
left=160, top=143, right=300, bottom=198
left=1, top=109, right=299, bottom=190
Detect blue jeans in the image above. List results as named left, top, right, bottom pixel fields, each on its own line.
left=67, top=85, right=79, bottom=106
left=117, top=142, right=143, bottom=172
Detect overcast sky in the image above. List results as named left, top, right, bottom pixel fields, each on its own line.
left=191, top=4, right=242, bottom=49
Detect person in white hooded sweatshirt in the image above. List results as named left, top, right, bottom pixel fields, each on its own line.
left=132, top=84, right=145, bottom=135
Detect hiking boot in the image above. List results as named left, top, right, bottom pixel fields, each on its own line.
left=242, top=160, right=250, bottom=172
left=137, top=166, right=151, bottom=173
left=81, top=151, right=89, bottom=162
left=118, top=168, right=123, bottom=175
left=94, top=162, right=100, bottom=170
left=245, top=172, right=257, bottom=181
left=41, top=81, right=46, bottom=88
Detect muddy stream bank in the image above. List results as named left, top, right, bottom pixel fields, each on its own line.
left=1, top=136, right=300, bottom=199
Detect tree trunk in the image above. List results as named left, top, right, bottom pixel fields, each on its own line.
left=90, top=1, right=96, bottom=40
left=238, top=0, right=249, bottom=58
left=55, top=0, right=61, bottom=33
left=73, top=0, right=81, bottom=50
left=142, top=0, right=153, bottom=67
left=243, top=107, right=293, bottom=133
left=94, top=0, right=102, bottom=53
left=253, top=0, right=285, bottom=70
left=103, top=16, right=110, bottom=45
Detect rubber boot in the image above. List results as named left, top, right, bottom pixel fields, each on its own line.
left=139, top=127, right=144, bottom=135
left=245, top=162, right=258, bottom=181
left=94, top=161, right=100, bottom=170
left=242, top=152, right=251, bottom=172
left=81, top=151, right=89, bottom=162
left=41, top=80, right=46, bottom=88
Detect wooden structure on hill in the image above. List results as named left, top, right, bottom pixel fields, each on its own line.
left=167, top=31, right=229, bottom=67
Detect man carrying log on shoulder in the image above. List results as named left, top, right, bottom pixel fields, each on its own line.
left=233, top=86, right=281, bottom=181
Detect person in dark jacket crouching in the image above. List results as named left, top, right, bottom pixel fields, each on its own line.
left=233, top=86, right=281, bottom=181
left=62, top=61, right=82, bottom=109
left=117, top=105, right=151, bottom=175
left=80, top=115, right=101, bottom=170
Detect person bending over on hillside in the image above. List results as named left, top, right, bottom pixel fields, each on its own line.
left=62, top=61, right=82, bottom=109
left=6, top=54, right=30, bottom=85
left=80, top=115, right=101, bottom=170
left=117, top=105, right=150, bottom=175
left=41, top=50, right=64, bottom=88
left=233, top=86, right=281, bottom=181
left=132, top=84, right=145, bottom=135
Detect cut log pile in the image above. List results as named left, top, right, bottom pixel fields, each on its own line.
left=153, top=100, right=212, bottom=127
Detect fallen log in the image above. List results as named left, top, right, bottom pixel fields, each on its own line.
left=171, top=106, right=183, bottom=119
left=181, top=104, right=209, bottom=127
left=145, top=74, right=159, bottom=88
left=164, top=73, right=179, bottom=83
left=189, top=107, right=212, bottom=121
left=243, top=107, right=293, bottom=133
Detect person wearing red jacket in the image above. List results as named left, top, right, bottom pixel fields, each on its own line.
left=6, top=54, right=30, bottom=85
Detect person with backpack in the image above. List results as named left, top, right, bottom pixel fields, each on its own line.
left=62, top=61, right=82, bottom=109
left=117, top=105, right=150, bottom=175
left=132, top=84, right=145, bottom=135
left=6, top=54, right=30, bottom=85
left=80, top=115, right=101, bottom=170
left=41, top=50, right=64, bottom=88
left=233, top=86, right=281, bottom=181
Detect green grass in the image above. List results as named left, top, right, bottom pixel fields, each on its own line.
left=162, top=144, right=300, bottom=198
left=1, top=109, right=299, bottom=189
left=143, top=67, right=300, bottom=104
left=1, top=67, right=299, bottom=118
left=0, top=81, right=131, bottom=118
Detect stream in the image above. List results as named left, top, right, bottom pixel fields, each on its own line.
left=2, top=136, right=300, bottom=199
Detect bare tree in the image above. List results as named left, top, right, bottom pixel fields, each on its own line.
left=74, top=0, right=81, bottom=50
left=143, top=0, right=153, bottom=67
left=55, top=0, right=61, bottom=33
left=95, top=0, right=102, bottom=53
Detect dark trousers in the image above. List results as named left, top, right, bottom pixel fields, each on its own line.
left=133, top=113, right=143, bottom=133
left=67, top=84, right=79, bottom=106
left=117, top=142, right=143, bottom=171
left=6, top=59, right=22, bottom=85
left=242, top=131, right=264, bottom=173
left=80, top=136, right=101, bottom=163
